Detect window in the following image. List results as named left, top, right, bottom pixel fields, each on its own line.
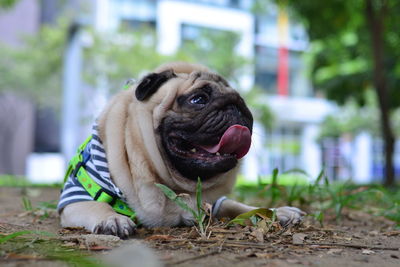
left=255, top=45, right=312, bottom=97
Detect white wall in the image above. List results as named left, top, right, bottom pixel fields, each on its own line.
left=352, top=132, right=372, bottom=183
left=301, top=124, right=322, bottom=179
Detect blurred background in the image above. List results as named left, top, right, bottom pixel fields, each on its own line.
left=0, top=0, right=399, bottom=186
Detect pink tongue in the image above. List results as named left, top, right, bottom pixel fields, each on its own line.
left=198, top=124, right=251, bottom=159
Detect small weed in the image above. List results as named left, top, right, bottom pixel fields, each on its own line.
left=19, top=197, right=57, bottom=220
left=270, top=168, right=281, bottom=205
left=155, top=177, right=209, bottom=238
left=22, top=196, right=33, bottom=211
left=235, top=168, right=400, bottom=226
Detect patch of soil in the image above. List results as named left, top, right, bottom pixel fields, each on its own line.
left=0, top=187, right=399, bottom=267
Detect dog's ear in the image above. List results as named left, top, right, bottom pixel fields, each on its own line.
left=135, top=70, right=176, bottom=101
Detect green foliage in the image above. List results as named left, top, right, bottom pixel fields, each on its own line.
left=181, top=28, right=249, bottom=85
left=319, top=100, right=378, bottom=139
left=228, top=208, right=273, bottom=226
left=285, top=0, right=400, bottom=109
left=18, top=194, right=57, bottom=221
left=155, top=177, right=208, bottom=238
left=286, top=1, right=400, bottom=186
left=0, top=175, right=62, bottom=187
left=0, top=230, right=39, bottom=244
left=0, top=21, right=67, bottom=107
left=83, top=25, right=248, bottom=94
left=83, top=26, right=191, bottom=93
left=0, top=0, right=18, bottom=8
left=0, top=16, right=253, bottom=114
left=0, top=231, right=102, bottom=267
left=234, top=169, right=400, bottom=226
left=243, top=87, right=275, bottom=131
left=319, top=92, right=400, bottom=138
left=21, top=196, right=32, bottom=211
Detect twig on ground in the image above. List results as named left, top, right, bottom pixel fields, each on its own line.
left=161, top=239, right=400, bottom=251
left=166, top=249, right=221, bottom=265
left=300, top=242, right=400, bottom=251
left=166, top=239, right=269, bottom=249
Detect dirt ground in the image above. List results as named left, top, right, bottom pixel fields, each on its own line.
left=1, top=187, right=399, bottom=267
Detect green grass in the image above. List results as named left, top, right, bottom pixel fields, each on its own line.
left=234, top=168, right=400, bottom=227
left=156, top=177, right=209, bottom=238
left=0, top=231, right=103, bottom=266
left=0, top=175, right=61, bottom=188
left=236, top=172, right=310, bottom=187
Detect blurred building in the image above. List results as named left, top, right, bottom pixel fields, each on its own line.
left=92, top=0, right=334, bottom=181
left=0, top=0, right=39, bottom=176
left=1, top=0, right=398, bottom=183
left=0, top=0, right=92, bottom=181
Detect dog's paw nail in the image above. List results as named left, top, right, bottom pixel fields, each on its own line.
left=93, top=214, right=136, bottom=238
left=93, top=225, right=102, bottom=234
left=123, top=228, right=129, bottom=237
left=111, top=225, right=117, bottom=235
left=275, top=206, right=306, bottom=227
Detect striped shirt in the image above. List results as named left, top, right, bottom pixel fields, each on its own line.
left=57, top=124, right=124, bottom=212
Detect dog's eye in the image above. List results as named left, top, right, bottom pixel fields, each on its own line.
left=189, top=94, right=209, bottom=105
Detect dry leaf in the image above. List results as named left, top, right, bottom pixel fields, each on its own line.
left=327, top=249, right=343, bottom=255
left=203, top=202, right=212, bottom=216
left=254, top=252, right=276, bottom=259
left=383, top=231, right=400, bottom=237
left=228, top=208, right=273, bottom=226
left=362, top=249, right=375, bottom=255
left=250, top=229, right=264, bottom=243
left=6, top=253, right=43, bottom=260
left=333, top=236, right=352, bottom=241
left=368, top=231, right=379, bottom=236
left=256, top=219, right=268, bottom=230
left=145, top=234, right=174, bottom=241
left=292, top=233, right=307, bottom=244
left=352, top=233, right=363, bottom=239
left=287, top=259, right=302, bottom=264
left=226, top=231, right=246, bottom=240
left=89, top=245, right=112, bottom=251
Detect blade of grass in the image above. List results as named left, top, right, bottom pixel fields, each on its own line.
left=196, top=177, right=202, bottom=216
left=155, top=183, right=194, bottom=216
left=0, top=230, right=55, bottom=244
left=22, top=196, right=32, bottom=211
left=272, top=168, right=279, bottom=186
left=228, top=208, right=273, bottom=226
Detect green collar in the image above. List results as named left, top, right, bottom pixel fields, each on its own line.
left=64, top=136, right=137, bottom=222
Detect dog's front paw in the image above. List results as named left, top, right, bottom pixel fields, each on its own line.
left=274, top=206, right=306, bottom=227
left=93, top=214, right=136, bottom=239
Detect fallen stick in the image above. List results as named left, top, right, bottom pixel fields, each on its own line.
left=302, top=242, right=400, bottom=251
left=163, top=239, right=270, bottom=249
left=161, top=239, right=400, bottom=251
left=166, top=249, right=221, bottom=265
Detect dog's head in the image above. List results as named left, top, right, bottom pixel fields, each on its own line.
left=135, top=62, right=253, bottom=183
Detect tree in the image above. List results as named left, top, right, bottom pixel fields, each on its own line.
left=0, top=21, right=66, bottom=175
left=180, top=28, right=248, bottom=85
left=84, top=26, right=250, bottom=93
left=285, top=0, right=400, bottom=186
left=83, top=26, right=189, bottom=93
left=0, top=22, right=66, bottom=107
left=0, top=0, right=19, bottom=8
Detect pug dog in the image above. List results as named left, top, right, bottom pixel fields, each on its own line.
left=58, top=62, right=305, bottom=238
